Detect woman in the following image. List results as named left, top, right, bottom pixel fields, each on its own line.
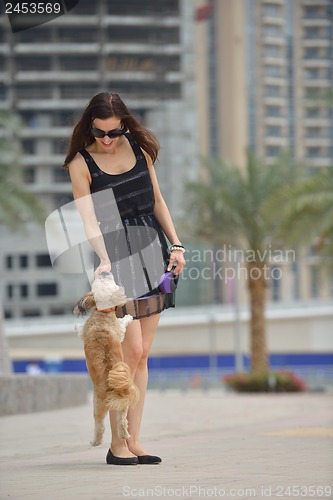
left=64, top=92, right=186, bottom=465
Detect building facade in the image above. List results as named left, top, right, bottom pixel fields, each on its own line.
left=0, top=0, right=200, bottom=318
left=194, top=0, right=333, bottom=304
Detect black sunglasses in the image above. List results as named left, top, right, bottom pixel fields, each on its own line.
left=91, top=127, right=126, bottom=139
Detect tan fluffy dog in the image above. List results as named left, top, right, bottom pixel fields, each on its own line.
left=74, top=272, right=139, bottom=446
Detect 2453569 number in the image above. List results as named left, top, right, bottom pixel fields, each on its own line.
left=276, top=485, right=332, bottom=497
left=5, top=3, right=61, bottom=14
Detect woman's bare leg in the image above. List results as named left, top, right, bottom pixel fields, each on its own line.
left=108, top=319, right=143, bottom=457
left=126, top=313, right=161, bottom=456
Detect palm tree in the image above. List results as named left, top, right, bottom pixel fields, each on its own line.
left=0, top=111, right=45, bottom=374
left=185, top=150, right=304, bottom=373
left=269, top=165, right=333, bottom=273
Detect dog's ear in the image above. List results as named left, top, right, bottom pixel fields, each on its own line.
left=73, top=291, right=96, bottom=316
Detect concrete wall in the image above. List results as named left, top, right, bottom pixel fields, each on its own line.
left=5, top=304, right=333, bottom=360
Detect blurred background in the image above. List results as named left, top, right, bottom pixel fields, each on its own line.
left=0, top=0, right=332, bottom=390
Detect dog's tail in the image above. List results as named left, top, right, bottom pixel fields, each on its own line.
left=106, top=362, right=140, bottom=411
left=73, top=292, right=96, bottom=316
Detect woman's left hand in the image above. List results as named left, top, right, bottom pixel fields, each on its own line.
left=167, top=250, right=186, bottom=275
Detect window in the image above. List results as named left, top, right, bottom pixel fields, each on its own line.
left=53, top=139, right=66, bottom=155
left=266, top=126, right=282, bottom=137
left=50, top=308, right=65, bottom=316
left=21, top=140, right=36, bottom=155
left=16, top=56, right=51, bottom=71
left=305, top=127, right=322, bottom=138
left=36, top=254, right=52, bottom=267
left=20, top=284, right=28, bottom=298
left=59, top=56, right=98, bottom=71
left=266, top=146, right=281, bottom=157
left=305, top=68, right=321, bottom=80
left=265, top=86, right=281, bottom=97
left=7, top=284, right=13, bottom=299
left=16, top=28, right=50, bottom=43
left=307, top=147, right=321, bottom=158
left=306, top=107, right=321, bottom=118
left=304, top=47, right=320, bottom=59
left=36, top=283, right=58, bottom=296
left=53, top=194, right=74, bottom=210
left=266, top=105, right=281, bottom=117
left=304, top=27, right=320, bottom=39
left=23, top=168, right=36, bottom=184
left=0, top=85, right=6, bottom=101
left=53, top=110, right=74, bottom=126
left=19, top=255, right=28, bottom=268
left=265, top=65, right=282, bottom=77
left=5, top=255, right=13, bottom=269
left=263, top=25, right=282, bottom=37
left=57, top=28, right=98, bottom=44
left=53, top=168, right=70, bottom=183
left=264, top=45, right=281, bottom=58
left=16, top=85, right=52, bottom=99
left=22, top=309, right=41, bottom=317
left=264, top=4, right=281, bottom=17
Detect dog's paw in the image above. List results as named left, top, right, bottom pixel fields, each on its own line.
left=90, top=438, right=102, bottom=447
left=116, top=315, right=133, bottom=337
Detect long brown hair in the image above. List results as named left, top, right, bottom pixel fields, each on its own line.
left=63, top=92, right=160, bottom=169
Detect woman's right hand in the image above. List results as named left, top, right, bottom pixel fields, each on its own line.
left=94, top=259, right=111, bottom=278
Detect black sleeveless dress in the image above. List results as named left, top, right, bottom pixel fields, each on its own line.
left=79, top=133, right=175, bottom=319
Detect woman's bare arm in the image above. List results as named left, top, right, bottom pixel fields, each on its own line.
left=144, top=152, right=186, bottom=274
left=68, top=154, right=111, bottom=274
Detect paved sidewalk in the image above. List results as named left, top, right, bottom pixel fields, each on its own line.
left=0, top=390, right=332, bottom=500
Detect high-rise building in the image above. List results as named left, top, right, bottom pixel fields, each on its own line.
left=246, top=0, right=333, bottom=166
left=195, top=0, right=333, bottom=303
left=0, top=0, right=200, bottom=318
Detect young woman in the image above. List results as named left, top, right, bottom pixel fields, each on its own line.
left=64, top=92, right=186, bottom=465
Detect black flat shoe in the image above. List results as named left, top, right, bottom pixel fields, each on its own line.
left=106, top=449, right=138, bottom=466
left=137, top=455, right=162, bottom=465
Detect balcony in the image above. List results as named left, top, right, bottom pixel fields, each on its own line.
left=303, top=117, right=330, bottom=126
left=103, top=15, right=180, bottom=28
left=303, top=39, right=331, bottom=47
left=263, top=75, right=287, bottom=86
left=302, top=18, right=331, bottom=27
left=264, top=116, right=288, bottom=125
left=261, top=16, right=285, bottom=25
left=14, top=44, right=100, bottom=54
left=304, top=157, right=333, bottom=167
left=261, top=35, right=286, bottom=45
left=302, top=0, right=332, bottom=5
left=303, top=80, right=332, bottom=88
left=14, top=71, right=98, bottom=83
left=103, top=43, right=181, bottom=55
left=303, top=59, right=332, bottom=68
left=19, top=127, right=73, bottom=139
left=16, top=97, right=162, bottom=111
left=264, top=137, right=289, bottom=146
left=264, top=96, right=286, bottom=105
left=303, top=137, right=331, bottom=146
left=21, top=155, right=64, bottom=166
left=263, top=56, right=286, bottom=65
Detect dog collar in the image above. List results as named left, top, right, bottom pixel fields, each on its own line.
left=96, top=306, right=117, bottom=313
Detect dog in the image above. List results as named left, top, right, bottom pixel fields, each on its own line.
left=73, top=272, right=139, bottom=446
